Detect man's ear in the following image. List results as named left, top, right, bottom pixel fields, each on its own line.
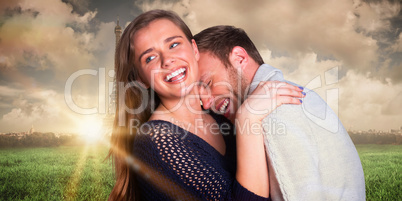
left=229, top=46, right=248, bottom=70
left=191, top=39, right=200, bottom=61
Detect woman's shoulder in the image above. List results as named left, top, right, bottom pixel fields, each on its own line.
left=132, top=120, right=185, bottom=160
left=133, top=120, right=192, bottom=151
left=137, top=120, right=189, bottom=138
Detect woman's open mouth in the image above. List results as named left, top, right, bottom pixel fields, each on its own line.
left=164, top=67, right=187, bottom=83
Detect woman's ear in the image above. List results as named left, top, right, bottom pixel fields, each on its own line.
left=229, top=46, right=248, bottom=70
left=191, top=39, right=200, bottom=61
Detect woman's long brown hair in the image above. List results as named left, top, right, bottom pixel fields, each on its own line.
left=107, top=10, right=193, bottom=201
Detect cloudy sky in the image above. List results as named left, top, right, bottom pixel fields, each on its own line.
left=0, top=0, right=401, bottom=134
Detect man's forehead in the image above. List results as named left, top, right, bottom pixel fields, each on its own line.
left=198, top=51, right=227, bottom=81
left=199, top=51, right=223, bottom=69
left=200, top=51, right=218, bottom=60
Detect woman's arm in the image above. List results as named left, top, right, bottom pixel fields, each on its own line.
left=235, top=81, right=304, bottom=197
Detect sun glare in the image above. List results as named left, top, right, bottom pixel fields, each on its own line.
left=77, top=116, right=103, bottom=144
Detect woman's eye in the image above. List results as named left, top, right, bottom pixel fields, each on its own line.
left=170, top=42, right=179, bottom=49
left=145, top=56, right=155, bottom=63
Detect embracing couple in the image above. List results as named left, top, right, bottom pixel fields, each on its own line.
left=108, top=10, right=365, bottom=201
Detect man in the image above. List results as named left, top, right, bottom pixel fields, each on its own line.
left=194, top=26, right=365, bottom=201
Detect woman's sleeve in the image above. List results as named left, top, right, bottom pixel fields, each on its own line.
left=233, top=179, right=271, bottom=201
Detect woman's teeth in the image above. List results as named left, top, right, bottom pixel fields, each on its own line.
left=219, top=99, right=229, bottom=113
left=165, top=68, right=186, bottom=82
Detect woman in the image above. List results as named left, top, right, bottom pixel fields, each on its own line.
left=108, top=10, right=303, bottom=201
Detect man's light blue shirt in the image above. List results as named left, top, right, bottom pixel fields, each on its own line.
left=248, top=64, right=365, bottom=201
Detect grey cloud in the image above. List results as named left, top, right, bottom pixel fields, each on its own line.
left=0, top=85, right=24, bottom=98
left=388, top=62, right=402, bottom=83
left=0, top=0, right=97, bottom=78
left=0, top=0, right=400, bottom=132
left=381, top=92, right=402, bottom=115
left=21, top=50, right=54, bottom=70
left=0, top=0, right=23, bottom=16
left=352, top=0, right=402, bottom=83
left=3, top=96, right=49, bottom=121
left=190, top=0, right=400, bottom=83
left=133, top=0, right=402, bottom=85
left=62, top=0, right=90, bottom=15
left=2, top=6, right=39, bottom=18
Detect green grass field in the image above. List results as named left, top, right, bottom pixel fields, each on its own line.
left=355, top=144, right=401, bottom=201
left=0, top=144, right=400, bottom=200
left=0, top=145, right=114, bottom=200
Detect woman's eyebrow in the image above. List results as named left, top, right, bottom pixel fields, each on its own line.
left=138, top=48, right=154, bottom=62
left=164, top=35, right=182, bottom=43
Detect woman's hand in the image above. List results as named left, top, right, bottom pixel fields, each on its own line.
left=237, top=81, right=305, bottom=123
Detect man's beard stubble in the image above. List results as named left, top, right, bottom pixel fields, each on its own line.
left=227, top=66, right=249, bottom=109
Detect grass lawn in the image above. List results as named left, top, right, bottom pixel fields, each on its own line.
left=0, top=145, right=114, bottom=200
left=0, top=144, right=400, bottom=200
left=355, top=144, right=401, bottom=201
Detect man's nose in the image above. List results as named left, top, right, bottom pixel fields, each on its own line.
left=199, top=86, right=213, bottom=110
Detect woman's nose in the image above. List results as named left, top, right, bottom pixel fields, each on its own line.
left=161, top=54, right=175, bottom=68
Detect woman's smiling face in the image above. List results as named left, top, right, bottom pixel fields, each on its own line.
left=132, top=18, right=199, bottom=100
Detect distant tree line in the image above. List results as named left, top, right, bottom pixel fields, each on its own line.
left=349, top=132, right=402, bottom=145
left=0, top=132, right=84, bottom=148
left=1, top=131, right=400, bottom=148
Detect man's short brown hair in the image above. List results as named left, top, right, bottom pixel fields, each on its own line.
left=194, top=25, right=264, bottom=68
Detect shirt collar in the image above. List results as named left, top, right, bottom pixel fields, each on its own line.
left=248, top=64, right=284, bottom=94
